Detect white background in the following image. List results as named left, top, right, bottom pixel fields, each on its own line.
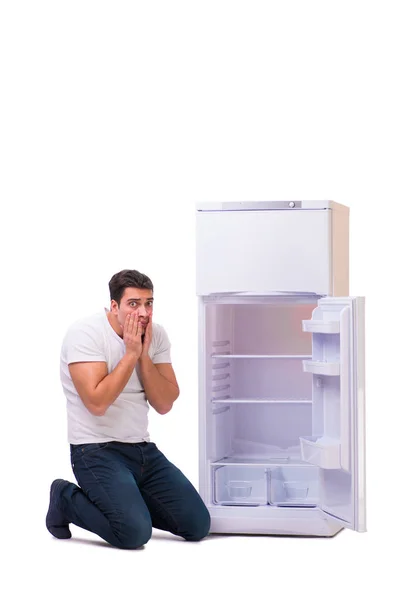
left=1, top=1, right=399, bottom=598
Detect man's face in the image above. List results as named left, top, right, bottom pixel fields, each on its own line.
left=111, top=287, right=154, bottom=331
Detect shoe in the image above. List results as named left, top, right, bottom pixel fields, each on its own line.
left=46, top=479, right=72, bottom=539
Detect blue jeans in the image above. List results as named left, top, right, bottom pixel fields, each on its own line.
left=58, top=441, right=210, bottom=549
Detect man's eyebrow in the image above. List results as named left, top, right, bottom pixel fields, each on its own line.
left=126, top=298, right=154, bottom=302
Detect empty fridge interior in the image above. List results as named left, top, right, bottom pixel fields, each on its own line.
left=204, top=297, right=347, bottom=509
left=212, top=357, right=312, bottom=401
left=206, top=300, right=316, bottom=404
left=212, top=402, right=313, bottom=462
left=205, top=299, right=317, bottom=461
left=206, top=301, right=316, bottom=356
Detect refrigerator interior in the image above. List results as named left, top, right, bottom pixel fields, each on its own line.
left=204, top=296, right=344, bottom=509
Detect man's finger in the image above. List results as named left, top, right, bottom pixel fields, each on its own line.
left=135, top=315, right=142, bottom=337
left=124, top=314, right=131, bottom=334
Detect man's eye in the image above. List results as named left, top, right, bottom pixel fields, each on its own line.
left=130, top=302, right=137, bottom=307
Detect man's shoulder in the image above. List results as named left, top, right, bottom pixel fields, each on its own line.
left=64, top=311, right=107, bottom=338
left=152, top=321, right=167, bottom=337
left=151, top=322, right=171, bottom=349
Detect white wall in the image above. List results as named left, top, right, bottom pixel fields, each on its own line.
left=1, top=0, right=398, bottom=597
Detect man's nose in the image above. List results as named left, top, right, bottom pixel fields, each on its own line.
left=137, top=305, right=147, bottom=317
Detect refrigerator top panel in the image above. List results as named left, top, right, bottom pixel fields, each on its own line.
left=196, top=200, right=349, bottom=212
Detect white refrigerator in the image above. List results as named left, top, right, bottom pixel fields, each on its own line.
left=196, top=200, right=366, bottom=537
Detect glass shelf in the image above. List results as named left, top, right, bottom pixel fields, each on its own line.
left=212, top=354, right=312, bottom=359
left=211, top=456, right=311, bottom=467
left=211, top=398, right=312, bottom=404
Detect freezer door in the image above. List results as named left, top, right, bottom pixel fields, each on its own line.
left=196, top=208, right=332, bottom=295
left=302, top=297, right=366, bottom=531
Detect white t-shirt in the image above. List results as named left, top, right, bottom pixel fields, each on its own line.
left=60, top=309, right=172, bottom=444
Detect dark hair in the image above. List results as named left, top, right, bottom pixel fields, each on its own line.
left=108, top=269, right=153, bottom=306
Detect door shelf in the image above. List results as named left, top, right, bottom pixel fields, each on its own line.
left=303, top=360, right=340, bottom=376
left=300, top=436, right=341, bottom=469
left=302, top=320, right=340, bottom=334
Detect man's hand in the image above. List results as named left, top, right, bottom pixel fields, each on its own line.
left=123, top=312, right=144, bottom=359
left=141, top=314, right=153, bottom=358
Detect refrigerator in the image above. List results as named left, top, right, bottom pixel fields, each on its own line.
left=196, top=200, right=366, bottom=537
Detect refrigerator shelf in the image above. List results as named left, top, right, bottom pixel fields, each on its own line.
left=211, top=398, right=312, bottom=404
left=303, top=360, right=340, bottom=376
left=212, top=457, right=311, bottom=467
left=302, top=319, right=340, bottom=334
left=300, top=436, right=341, bottom=469
left=212, top=354, right=312, bottom=359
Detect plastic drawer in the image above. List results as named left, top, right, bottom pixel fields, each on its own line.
left=214, top=465, right=268, bottom=506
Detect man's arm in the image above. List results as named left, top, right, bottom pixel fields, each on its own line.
left=137, top=356, right=180, bottom=415
left=68, top=312, right=143, bottom=416
left=69, top=353, right=139, bottom=416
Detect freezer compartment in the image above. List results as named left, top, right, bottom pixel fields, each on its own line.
left=269, top=466, right=319, bottom=507
left=213, top=465, right=269, bottom=506
left=300, top=435, right=341, bottom=469
left=196, top=208, right=336, bottom=295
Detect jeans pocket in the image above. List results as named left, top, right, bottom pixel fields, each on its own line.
left=70, top=442, right=110, bottom=464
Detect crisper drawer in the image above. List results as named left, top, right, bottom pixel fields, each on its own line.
left=269, top=466, right=319, bottom=507
left=213, top=466, right=269, bottom=506
left=196, top=209, right=332, bottom=295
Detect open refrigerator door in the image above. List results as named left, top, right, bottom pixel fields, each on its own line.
left=301, top=297, right=366, bottom=531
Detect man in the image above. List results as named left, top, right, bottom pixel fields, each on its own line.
left=46, top=269, right=210, bottom=549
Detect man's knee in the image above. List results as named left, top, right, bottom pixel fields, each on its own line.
left=114, top=519, right=152, bottom=549
left=182, top=505, right=211, bottom=542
